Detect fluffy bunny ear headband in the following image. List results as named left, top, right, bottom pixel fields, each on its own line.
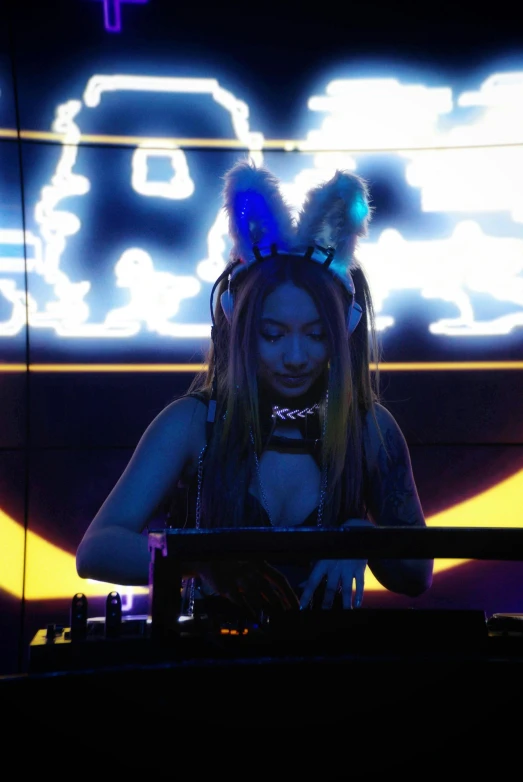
left=217, top=158, right=372, bottom=335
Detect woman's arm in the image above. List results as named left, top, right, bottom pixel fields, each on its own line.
left=363, top=404, right=433, bottom=596
left=75, top=396, right=207, bottom=586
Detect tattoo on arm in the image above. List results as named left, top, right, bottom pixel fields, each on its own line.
left=374, top=429, right=420, bottom=526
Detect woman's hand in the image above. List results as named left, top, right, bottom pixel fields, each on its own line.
left=299, top=557, right=367, bottom=609
left=196, top=560, right=300, bottom=618
left=299, top=518, right=372, bottom=610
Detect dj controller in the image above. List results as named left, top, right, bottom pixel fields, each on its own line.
left=8, top=526, right=523, bottom=762
left=25, top=526, right=523, bottom=675
left=27, top=588, right=523, bottom=674
left=28, top=524, right=523, bottom=673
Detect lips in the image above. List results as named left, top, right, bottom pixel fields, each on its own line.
left=278, top=374, right=310, bottom=387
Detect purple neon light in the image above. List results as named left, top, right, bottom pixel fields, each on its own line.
left=89, top=0, right=149, bottom=33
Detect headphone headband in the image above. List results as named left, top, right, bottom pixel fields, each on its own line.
left=218, top=245, right=363, bottom=336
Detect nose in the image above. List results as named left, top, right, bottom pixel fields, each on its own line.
left=283, top=335, right=308, bottom=369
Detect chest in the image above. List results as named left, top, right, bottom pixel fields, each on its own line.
left=249, top=449, right=322, bottom=527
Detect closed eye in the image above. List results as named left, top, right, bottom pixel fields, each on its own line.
left=260, top=332, right=326, bottom=343
left=260, top=333, right=283, bottom=343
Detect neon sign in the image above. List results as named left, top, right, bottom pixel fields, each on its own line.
left=0, top=72, right=522, bottom=340
left=87, top=0, right=149, bottom=33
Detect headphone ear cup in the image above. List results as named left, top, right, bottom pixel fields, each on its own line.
left=347, top=300, right=363, bottom=336
left=220, top=289, right=234, bottom=324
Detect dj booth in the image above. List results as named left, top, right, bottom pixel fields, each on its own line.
left=3, top=526, right=523, bottom=761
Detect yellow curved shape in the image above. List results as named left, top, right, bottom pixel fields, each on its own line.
left=0, top=509, right=25, bottom=598
left=364, top=467, right=523, bottom=590
left=24, top=531, right=149, bottom=601
left=1, top=468, right=523, bottom=600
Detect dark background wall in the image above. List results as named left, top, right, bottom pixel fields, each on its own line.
left=1, top=0, right=522, bottom=674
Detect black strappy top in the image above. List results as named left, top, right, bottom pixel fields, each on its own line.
left=245, top=491, right=319, bottom=529
left=166, top=454, right=320, bottom=531
left=165, top=391, right=323, bottom=531
left=162, top=392, right=375, bottom=599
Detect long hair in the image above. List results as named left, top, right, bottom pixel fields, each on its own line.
left=187, top=253, right=381, bottom=528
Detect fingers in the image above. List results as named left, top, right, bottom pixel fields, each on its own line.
left=341, top=577, right=353, bottom=610
left=300, top=560, right=367, bottom=610
left=299, top=562, right=326, bottom=609
left=339, top=562, right=365, bottom=609
left=353, top=569, right=365, bottom=609
left=321, top=567, right=341, bottom=610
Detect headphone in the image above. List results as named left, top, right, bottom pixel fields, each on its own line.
left=216, top=247, right=364, bottom=336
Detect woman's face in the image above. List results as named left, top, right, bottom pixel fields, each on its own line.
left=257, top=282, right=330, bottom=399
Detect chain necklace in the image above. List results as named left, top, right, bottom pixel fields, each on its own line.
left=251, top=435, right=327, bottom=527
left=184, top=443, right=207, bottom=618
left=188, top=395, right=328, bottom=613
left=195, top=444, right=207, bottom=532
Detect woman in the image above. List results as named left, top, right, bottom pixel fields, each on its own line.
left=76, top=158, right=433, bottom=614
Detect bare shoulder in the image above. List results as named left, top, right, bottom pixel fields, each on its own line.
left=152, top=394, right=208, bottom=430
left=363, top=403, right=425, bottom=527
left=143, top=394, right=208, bottom=467
left=77, top=394, right=210, bottom=543
left=366, top=402, right=401, bottom=432
left=363, top=403, right=410, bottom=473
left=116, top=394, right=210, bottom=490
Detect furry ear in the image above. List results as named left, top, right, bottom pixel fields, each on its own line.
left=295, top=170, right=372, bottom=266
left=222, top=158, right=295, bottom=264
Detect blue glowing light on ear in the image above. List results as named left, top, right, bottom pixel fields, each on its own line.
left=235, top=191, right=280, bottom=247
left=350, top=193, right=370, bottom=225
